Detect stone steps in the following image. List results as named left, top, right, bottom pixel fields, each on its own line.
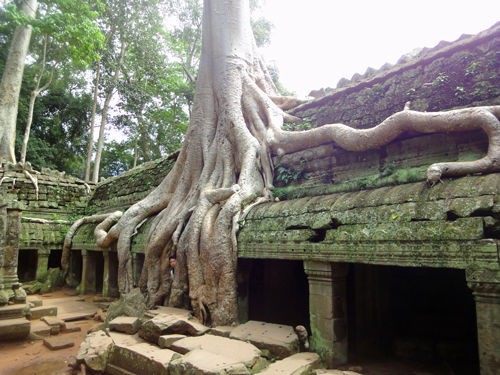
left=0, top=317, right=31, bottom=340
left=0, top=303, right=29, bottom=319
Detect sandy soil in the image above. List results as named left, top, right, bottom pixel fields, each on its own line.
left=0, top=290, right=102, bottom=375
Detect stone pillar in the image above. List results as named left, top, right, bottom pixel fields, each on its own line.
left=304, top=261, right=348, bottom=366
left=132, top=253, right=140, bottom=287
left=35, top=248, right=50, bottom=281
left=80, top=250, right=96, bottom=294
left=0, top=203, right=26, bottom=304
left=102, top=249, right=110, bottom=297
left=467, top=269, right=500, bottom=375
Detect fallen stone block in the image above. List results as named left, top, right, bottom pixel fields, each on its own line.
left=77, top=330, right=114, bottom=372
left=0, top=317, right=30, bottom=340
left=170, top=348, right=250, bottom=375
left=158, top=334, right=186, bottom=348
left=30, top=320, right=51, bottom=337
left=27, top=296, right=43, bottom=307
left=315, top=371, right=362, bottom=375
left=109, top=330, right=145, bottom=346
left=210, top=325, right=234, bottom=337
left=41, top=315, right=66, bottom=328
left=230, top=320, right=299, bottom=359
left=108, top=341, right=181, bottom=375
left=258, top=352, right=321, bottom=374
left=139, top=313, right=209, bottom=343
left=29, top=305, right=57, bottom=320
left=170, top=334, right=261, bottom=367
left=109, top=316, right=141, bottom=334
left=43, top=336, right=75, bottom=350
left=0, top=303, right=28, bottom=319
left=61, top=322, right=82, bottom=334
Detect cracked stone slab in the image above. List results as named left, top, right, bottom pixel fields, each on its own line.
left=170, top=334, right=261, bottom=366
left=230, top=320, right=299, bottom=359
left=158, top=334, right=186, bottom=348
left=139, top=313, right=209, bottom=343
left=170, top=348, right=250, bottom=375
left=108, top=341, right=181, bottom=375
left=77, top=330, right=114, bottom=372
left=258, top=352, right=321, bottom=374
left=109, top=316, right=141, bottom=334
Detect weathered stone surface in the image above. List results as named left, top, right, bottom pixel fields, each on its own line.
left=170, top=348, right=250, bottom=375
left=258, top=352, right=321, bottom=374
left=27, top=295, right=43, bottom=307
left=41, top=315, right=66, bottom=329
left=158, top=334, right=186, bottom=348
left=105, top=288, right=147, bottom=325
left=315, top=371, right=362, bottom=375
left=108, top=341, right=180, bottom=375
left=171, top=334, right=261, bottom=366
left=0, top=303, right=28, bottom=319
left=0, top=317, right=30, bottom=340
left=30, top=320, right=51, bottom=337
left=108, top=330, right=145, bottom=347
left=230, top=321, right=299, bottom=359
left=29, top=305, right=57, bottom=320
left=209, top=325, right=234, bottom=337
left=43, top=336, right=75, bottom=350
left=76, top=330, right=114, bottom=372
left=139, top=313, right=209, bottom=344
left=109, top=316, right=141, bottom=334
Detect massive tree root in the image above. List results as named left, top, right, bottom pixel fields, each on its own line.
left=92, top=0, right=500, bottom=326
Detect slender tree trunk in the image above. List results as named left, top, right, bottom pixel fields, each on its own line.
left=84, top=63, right=100, bottom=181
left=92, top=41, right=127, bottom=183
left=0, top=0, right=38, bottom=163
left=20, top=35, right=52, bottom=164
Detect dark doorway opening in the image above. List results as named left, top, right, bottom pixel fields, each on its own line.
left=18, top=249, right=37, bottom=282
left=241, top=258, right=310, bottom=331
left=348, top=264, right=479, bottom=374
left=92, top=251, right=104, bottom=294
left=48, top=249, right=62, bottom=269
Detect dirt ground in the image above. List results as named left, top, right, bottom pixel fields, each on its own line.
left=0, top=290, right=465, bottom=375
left=0, top=290, right=102, bottom=375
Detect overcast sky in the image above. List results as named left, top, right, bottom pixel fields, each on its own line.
left=259, top=1, right=499, bottom=96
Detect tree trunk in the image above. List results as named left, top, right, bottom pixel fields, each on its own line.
left=92, top=41, right=126, bottom=183
left=20, top=35, right=52, bottom=165
left=0, top=0, right=38, bottom=164
left=84, top=63, right=100, bottom=181
left=93, top=0, right=500, bottom=327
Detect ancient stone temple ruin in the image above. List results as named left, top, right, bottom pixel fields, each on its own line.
left=1, top=23, right=499, bottom=374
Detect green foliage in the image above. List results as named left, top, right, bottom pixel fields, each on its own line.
left=15, top=82, right=91, bottom=176
left=275, top=158, right=308, bottom=186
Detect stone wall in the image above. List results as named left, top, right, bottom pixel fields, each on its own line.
left=273, top=23, right=499, bottom=199
left=292, top=23, right=499, bottom=128
left=0, top=164, right=92, bottom=281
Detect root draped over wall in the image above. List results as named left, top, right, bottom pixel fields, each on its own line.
left=68, top=0, right=500, bottom=326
